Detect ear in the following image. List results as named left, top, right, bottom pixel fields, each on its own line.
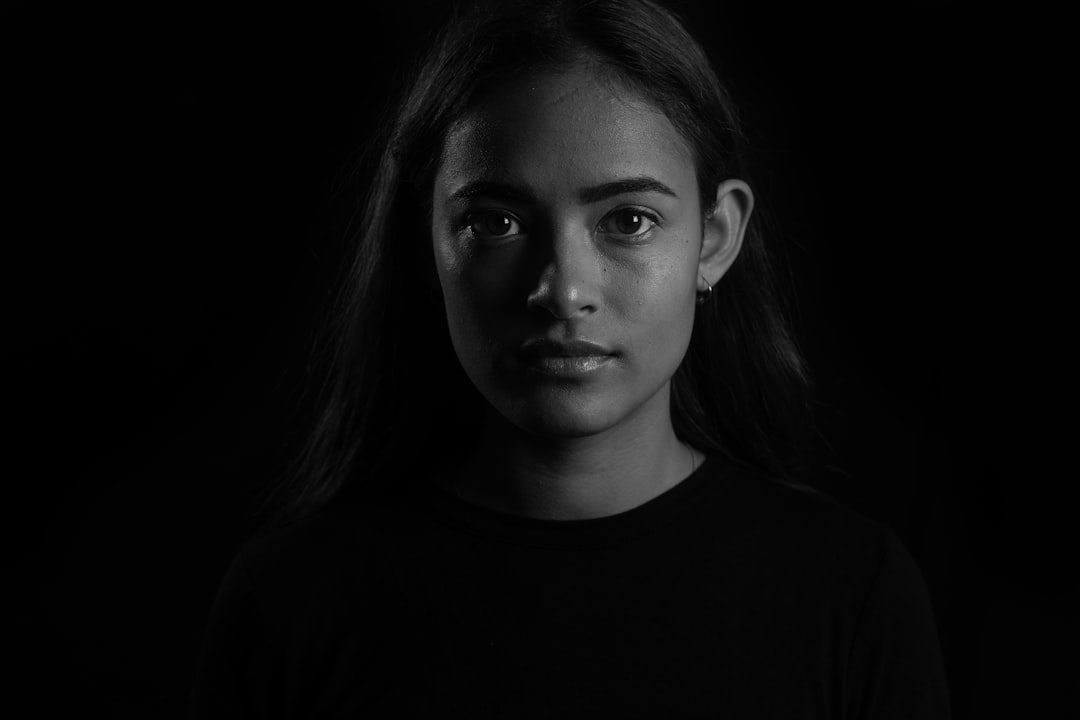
left=698, top=178, right=754, bottom=290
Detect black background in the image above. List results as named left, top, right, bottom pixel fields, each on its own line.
left=7, top=1, right=1072, bottom=717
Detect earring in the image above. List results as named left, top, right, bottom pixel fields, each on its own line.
left=696, top=278, right=713, bottom=305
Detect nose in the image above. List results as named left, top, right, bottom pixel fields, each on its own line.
left=525, top=222, right=601, bottom=320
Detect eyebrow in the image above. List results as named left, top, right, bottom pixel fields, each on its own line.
left=578, top=177, right=678, bottom=204
left=446, top=176, right=678, bottom=204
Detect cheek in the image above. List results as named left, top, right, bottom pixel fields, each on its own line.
left=433, top=230, right=467, bottom=278
left=432, top=238, right=476, bottom=353
left=436, top=273, right=490, bottom=383
left=433, top=231, right=475, bottom=311
left=617, top=241, right=697, bottom=313
left=435, top=245, right=519, bottom=359
left=440, top=256, right=517, bottom=324
left=618, top=243, right=698, bottom=359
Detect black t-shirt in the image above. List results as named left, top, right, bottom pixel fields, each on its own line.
left=190, top=456, right=951, bottom=718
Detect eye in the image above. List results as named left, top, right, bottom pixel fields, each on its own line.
left=465, top=211, right=523, bottom=239
left=598, top=208, right=659, bottom=239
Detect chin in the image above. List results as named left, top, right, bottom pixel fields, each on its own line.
left=514, top=412, right=616, bottom=439
left=497, top=391, right=635, bottom=439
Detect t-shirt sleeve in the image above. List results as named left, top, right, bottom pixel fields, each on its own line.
left=846, top=528, right=952, bottom=719
left=188, top=551, right=263, bottom=719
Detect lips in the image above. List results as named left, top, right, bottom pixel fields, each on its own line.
left=515, top=338, right=617, bottom=377
left=517, top=338, right=616, bottom=361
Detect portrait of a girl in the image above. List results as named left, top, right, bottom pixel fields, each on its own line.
left=190, top=0, right=952, bottom=716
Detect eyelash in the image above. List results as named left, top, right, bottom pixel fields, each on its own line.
left=462, top=211, right=524, bottom=240
left=460, top=207, right=661, bottom=244
left=597, top=208, right=660, bottom=240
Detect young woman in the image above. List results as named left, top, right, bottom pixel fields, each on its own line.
left=191, top=0, right=951, bottom=716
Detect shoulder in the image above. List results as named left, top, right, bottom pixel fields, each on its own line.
left=233, top=497, right=415, bottom=618
left=710, top=458, right=890, bottom=547
left=709, top=462, right=951, bottom=715
left=699, top=458, right=901, bottom=596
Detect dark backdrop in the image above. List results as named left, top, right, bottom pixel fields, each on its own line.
left=7, top=2, right=1071, bottom=717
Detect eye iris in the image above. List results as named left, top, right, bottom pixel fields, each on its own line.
left=475, top=213, right=512, bottom=236
left=615, top=211, right=643, bottom=234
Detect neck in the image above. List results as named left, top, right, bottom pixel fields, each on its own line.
left=444, top=388, right=704, bottom=520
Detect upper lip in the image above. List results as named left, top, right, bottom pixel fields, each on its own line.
left=518, top=338, right=616, bottom=360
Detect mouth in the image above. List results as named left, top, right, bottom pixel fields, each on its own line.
left=516, top=338, right=617, bottom=377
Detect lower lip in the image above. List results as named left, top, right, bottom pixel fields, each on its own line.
left=520, top=355, right=615, bottom=377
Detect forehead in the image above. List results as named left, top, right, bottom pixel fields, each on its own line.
left=437, top=66, right=696, bottom=194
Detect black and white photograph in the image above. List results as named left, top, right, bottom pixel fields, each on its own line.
left=8, top=1, right=1071, bottom=717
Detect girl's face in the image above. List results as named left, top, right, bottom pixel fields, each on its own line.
left=431, top=66, right=724, bottom=439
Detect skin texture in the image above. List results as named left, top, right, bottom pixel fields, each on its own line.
left=430, top=64, right=753, bottom=519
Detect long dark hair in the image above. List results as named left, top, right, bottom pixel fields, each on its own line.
left=256, top=0, right=816, bottom=531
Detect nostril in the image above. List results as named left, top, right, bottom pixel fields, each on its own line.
left=527, top=280, right=598, bottom=320
left=524, top=238, right=601, bottom=318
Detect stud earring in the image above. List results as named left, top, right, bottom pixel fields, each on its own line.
left=696, top=278, right=713, bottom=305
